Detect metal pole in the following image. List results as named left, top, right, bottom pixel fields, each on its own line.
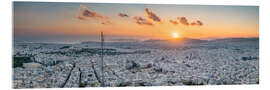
left=101, top=32, right=104, bottom=87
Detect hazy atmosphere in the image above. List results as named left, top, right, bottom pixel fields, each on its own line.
left=14, top=2, right=258, bottom=43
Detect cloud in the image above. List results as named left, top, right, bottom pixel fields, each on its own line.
left=133, top=16, right=153, bottom=26
left=191, top=22, right=197, bottom=25
left=169, top=20, right=178, bottom=25
left=191, top=20, right=203, bottom=26
left=75, top=14, right=86, bottom=21
left=80, top=7, right=106, bottom=20
left=118, top=13, right=129, bottom=18
left=196, top=20, right=203, bottom=26
left=145, top=8, right=161, bottom=22
left=101, top=20, right=112, bottom=25
left=177, top=17, right=189, bottom=26
left=77, top=5, right=111, bottom=25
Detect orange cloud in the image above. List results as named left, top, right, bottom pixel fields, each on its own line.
left=169, top=20, right=178, bottom=25
left=134, top=16, right=153, bottom=26
left=75, top=14, right=86, bottom=21
left=177, top=17, right=189, bottom=26
left=77, top=5, right=111, bottom=25
left=145, top=8, right=161, bottom=22
left=118, top=13, right=129, bottom=18
left=191, top=20, right=203, bottom=26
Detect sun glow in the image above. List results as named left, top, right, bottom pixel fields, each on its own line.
left=172, top=33, right=180, bottom=38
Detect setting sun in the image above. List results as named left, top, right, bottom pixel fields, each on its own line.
left=172, top=33, right=180, bottom=38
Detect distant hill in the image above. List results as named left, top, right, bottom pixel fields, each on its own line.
left=78, top=37, right=258, bottom=49
left=211, top=37, right=259, bottom=42
left=143, top=37, right=207, bottom=44
left=108, top=39, right=140, bottom=42
left=80, top=41, right=100, bottom=44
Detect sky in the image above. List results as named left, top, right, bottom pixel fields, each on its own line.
left=13, top=2, right=259, bottom=42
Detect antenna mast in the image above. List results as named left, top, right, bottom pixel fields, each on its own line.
left=100, top=32, right=104, bottom=87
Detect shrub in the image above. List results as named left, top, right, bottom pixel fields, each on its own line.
left=118, top=82, right=131, bottom=87
left=13, top=56, right=32, bottom=68
left=79, top=82, right=85, bottom=87
left=182, top=80, right=203, bottom=85
left=155, top=68, right=163, bottom=72
left=59, top=46, right=70, bottom=49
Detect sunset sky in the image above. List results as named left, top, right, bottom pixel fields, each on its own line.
left=13, top=2, right=259, bottom=42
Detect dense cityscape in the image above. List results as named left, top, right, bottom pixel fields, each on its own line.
left=13, top=38, right=259, bottom=88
